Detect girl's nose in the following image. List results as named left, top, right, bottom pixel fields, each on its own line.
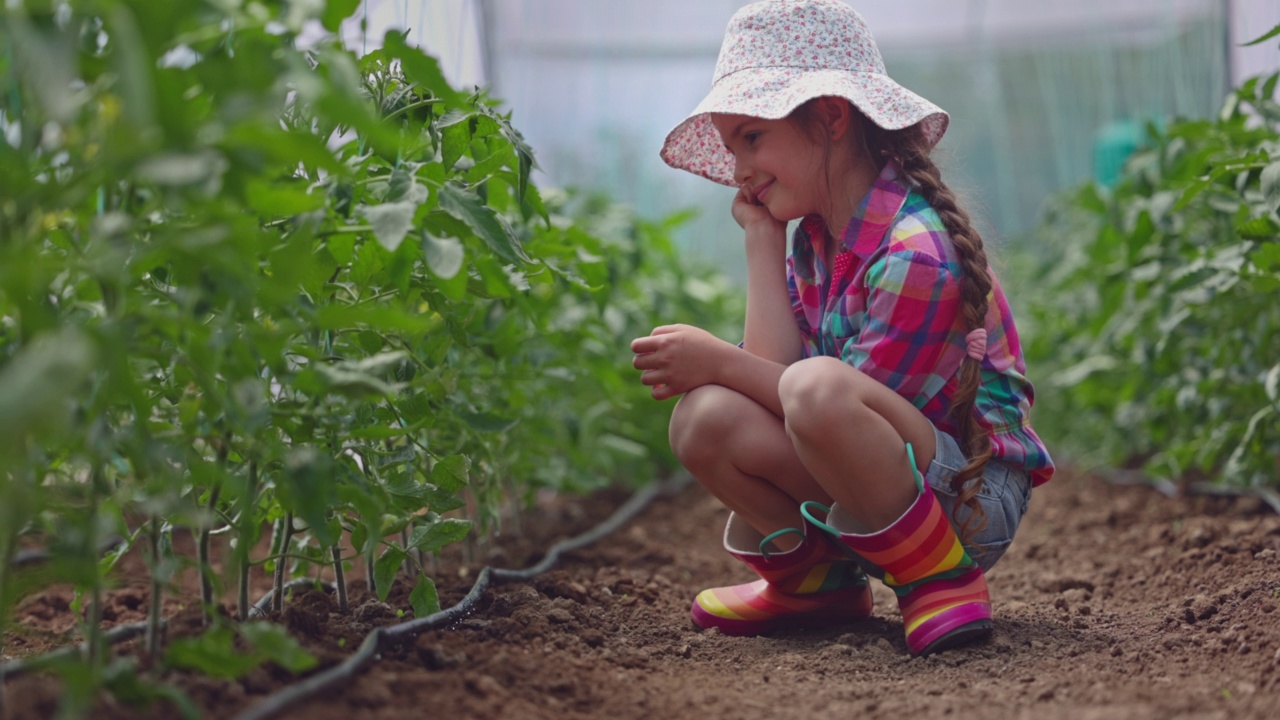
left=733, top=155, right=751, bottom=186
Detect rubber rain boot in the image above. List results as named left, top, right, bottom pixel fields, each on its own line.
left=802, top=444, right=992, bottom=656
left=691, top=512, right=874, bottom=635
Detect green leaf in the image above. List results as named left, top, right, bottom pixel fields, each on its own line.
left=245, top=178, right=326, bottom=217
left=164, top=627, right=262, bottom=679
left=383, top=30, right=463, bottom=105
left=1252, top=242, right=1280, bottom=271
left=410, top=574, right=442, bottom=618
left=300, top=365, right=401, bottom=398
left=373, top=545, right=406, bottom=602
left=314, top=304, right=434, bottom=333
left=0, top=328, right=96, bottom=443
left=437, top=184, right=529, bottom=264
left=458, top=409, right=518, bottom=432
left=358, top=202, right=417, bottom=252
left=1261, top=162, right=1280, bottom=211
left=350, top=523, right=369, bottom=555
left=275, top=449, right=338, bottom=547
left=387, top=167, right=414, bottom=201
left=327, top=235, right=356, bottom=264
left=1242, top=24, right=1280, bottom=47
left=431, top=455, right=470, bottom=491
left=135, top=150, right=228, bottom=189
left=239, top=622, right=319, bottom=674
left=1235, top=216, right=1279, bottom=240
left=407, top=518, right=473, bottom=553
left=423, top=232, right=464, bottom=279
left=102, top=658, right=201, bottom=720
left=322, top=0, right=362, bottom=32
left=439, top=111, right=471, bottom=171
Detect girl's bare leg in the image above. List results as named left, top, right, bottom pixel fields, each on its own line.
left=669, top=384, right=828, bottom=551
left=777, top=356, right=938, bottom=533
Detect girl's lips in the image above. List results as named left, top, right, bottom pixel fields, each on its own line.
left=754, top=179, right=774, bottom=204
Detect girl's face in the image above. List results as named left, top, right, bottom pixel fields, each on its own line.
left=712, top=112, right=828, bottom=222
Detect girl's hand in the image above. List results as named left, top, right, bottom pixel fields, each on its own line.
left=630, top=324, right=732, bottom=401
left=731, top=183, right=786, bottom=235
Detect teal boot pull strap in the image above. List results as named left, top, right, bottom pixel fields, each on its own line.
left=906, top=442, right=925, bottom=493
left=758, top=527, right=805, bottom=558
left=799, top=501, right=838, bottom=536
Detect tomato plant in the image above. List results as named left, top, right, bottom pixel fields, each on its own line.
left=1022, top=25, right=1280, bottom=489
left=0, top=1, right=741, bottom=715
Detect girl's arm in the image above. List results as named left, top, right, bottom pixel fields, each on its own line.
left=741, top=222, right=803, bottom=366
left=631, top=192, right=800, bottom=417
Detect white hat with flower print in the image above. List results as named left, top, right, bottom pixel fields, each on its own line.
left=660, top=0, right=949, bottom=186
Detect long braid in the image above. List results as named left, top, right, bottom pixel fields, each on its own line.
left=865, top=120, right=994, bottom=543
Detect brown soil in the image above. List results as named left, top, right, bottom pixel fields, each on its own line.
left=5, top=466, right=1280, bottom=719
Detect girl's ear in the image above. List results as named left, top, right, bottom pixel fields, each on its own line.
left=814, top=97, right=855, bottom=142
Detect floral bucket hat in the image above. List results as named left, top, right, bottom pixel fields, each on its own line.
left=660, top=0, right=949, bottom=186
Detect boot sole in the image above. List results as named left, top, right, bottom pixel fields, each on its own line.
left=690, top=606, right=872, bottom=636
left=916, top=619, right=993, bottom=656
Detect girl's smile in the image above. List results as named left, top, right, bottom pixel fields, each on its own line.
left=753, top=178, right=774, bottom=204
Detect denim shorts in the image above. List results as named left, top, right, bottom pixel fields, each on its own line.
left=924, top=425, right=1032, bottom=572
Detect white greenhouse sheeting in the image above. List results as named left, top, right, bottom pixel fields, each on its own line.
left=331, top=1, right=1280, bottom=278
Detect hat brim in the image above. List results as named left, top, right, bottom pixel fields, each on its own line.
left=660, top=67, right=949, bottom=186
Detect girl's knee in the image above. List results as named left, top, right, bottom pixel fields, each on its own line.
left=779, top=358, right=871, bottom=432
left=669, top=385, right=744, bottom=470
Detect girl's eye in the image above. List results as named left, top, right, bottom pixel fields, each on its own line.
left=744, top=132, right=761, bottom=145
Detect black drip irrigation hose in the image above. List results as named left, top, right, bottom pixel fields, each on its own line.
left=231, top=474, right=689, bottom=720
left=249, top=579, right=336, bottom=620
left=0, top=620, right=162, bottom=680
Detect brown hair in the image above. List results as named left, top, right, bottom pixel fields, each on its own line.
left=865, top=119, right=993, bottom=543
left=792, top=100, right=993, bottom=542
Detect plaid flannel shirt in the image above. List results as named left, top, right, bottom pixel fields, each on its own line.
left=787, top=162, right=1054, bottom=486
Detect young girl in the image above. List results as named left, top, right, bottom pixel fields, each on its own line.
left=630, top=0, right=1054, bottom=657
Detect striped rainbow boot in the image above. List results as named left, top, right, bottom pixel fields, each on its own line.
left=802, top=444, right=993, bottom=656
left=690, top=512, right=873, bottom=635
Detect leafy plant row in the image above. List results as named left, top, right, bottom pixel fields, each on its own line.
left=1022, top=27, right=1280, bottom=489
left=0, top=0, right=740, bottom=714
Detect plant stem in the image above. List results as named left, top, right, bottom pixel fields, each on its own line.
left=272, top=513, right=294, bottom=613
left=198, top=437, right=230, bottom=625
left=146, top=516, right=163, bottom=658
left=198, top=486, right=223, bottom=626
left=400, top=528, right=412, bottom=577
left=331, top=545, right=349, bottom=614
left=0, top=525, right=15, bottom=720
left=238, top=460, right=259, bottom=622
left=84, top=466, right=105, bottom=675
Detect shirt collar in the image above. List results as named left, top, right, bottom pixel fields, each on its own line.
left=841, top=160, right=911, bottom=260
left=794, top=161, right=911, bottom=273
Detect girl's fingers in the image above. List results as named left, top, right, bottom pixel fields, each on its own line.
left=651, top=383, right=679, bottom=401
left=632, top=352, right=661, bottom=371
left=638, top=369, right=666, bottom=387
